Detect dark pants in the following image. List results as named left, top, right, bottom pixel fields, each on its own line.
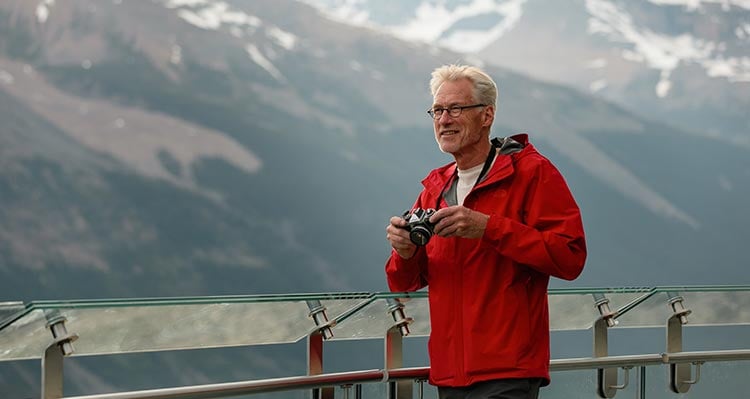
left=437, top=378, right=542, bottom=399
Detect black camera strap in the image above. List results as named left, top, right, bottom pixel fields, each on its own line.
left=435, top=137, right=523, bottom=209
left=436, top=139, right=496, bottom=209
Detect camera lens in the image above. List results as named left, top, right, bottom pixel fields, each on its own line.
left=409, top=227, right=432, bottom=246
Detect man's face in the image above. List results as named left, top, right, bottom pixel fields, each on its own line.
left=432, top=79, right=493, bottom=160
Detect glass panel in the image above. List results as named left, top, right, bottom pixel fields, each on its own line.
left=0, top=296, right=368, bottom=361
left=548, top=290, right=653, bottom=331
left=0, top=301, right=24, bottom=327
left=616, top=289, right=750, bottom=328
left=331, top=296, right=430, bottom=340
left=330, top=289, right=656, bottom=338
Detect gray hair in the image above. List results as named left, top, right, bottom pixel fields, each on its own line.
left=429, top=64, right=497, bottom=107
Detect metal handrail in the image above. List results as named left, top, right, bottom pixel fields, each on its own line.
left=62, top=349, right=750, bottom=399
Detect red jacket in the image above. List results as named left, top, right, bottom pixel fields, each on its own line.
left=385, top=134, right=586, bottom=387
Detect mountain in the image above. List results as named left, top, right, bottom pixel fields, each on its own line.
left=0, top=0, right=748, bottom=307
left=1, top=0, right=749, bottom=397
left=302, top=0, right=750, bottom=146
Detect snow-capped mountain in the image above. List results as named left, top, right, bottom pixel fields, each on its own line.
left=303, top=0, right=750, bottom=143
left=1, top=0, right=748, bottom=308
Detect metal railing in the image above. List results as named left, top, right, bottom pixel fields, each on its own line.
left=2, top=287, right=750, bottom=398
left=56, top=350, right=750, bottom=399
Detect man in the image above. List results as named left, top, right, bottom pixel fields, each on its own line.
left=385, top=64, right=587, bottom=399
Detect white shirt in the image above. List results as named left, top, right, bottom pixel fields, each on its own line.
left=456, top=163, right=484, bottom=205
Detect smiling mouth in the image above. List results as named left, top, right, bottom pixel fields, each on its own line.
left=440, top=130, right=458, bottom=136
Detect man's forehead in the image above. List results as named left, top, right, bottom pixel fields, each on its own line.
left=433, top=79, right=473, bottom=104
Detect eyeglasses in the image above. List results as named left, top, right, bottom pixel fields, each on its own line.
left=427, top=103, right=486, bottom=120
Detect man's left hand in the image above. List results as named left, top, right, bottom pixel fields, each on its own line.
left=430, top=206, right=489, bottom=239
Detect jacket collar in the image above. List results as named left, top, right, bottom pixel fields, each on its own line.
left=421, top=133, right=533, bottom=195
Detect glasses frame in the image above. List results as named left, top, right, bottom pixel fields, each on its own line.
left=427, top=103, right=486, bottom=120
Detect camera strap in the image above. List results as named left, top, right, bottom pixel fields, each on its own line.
left=436, top=136, right=523, bottom=208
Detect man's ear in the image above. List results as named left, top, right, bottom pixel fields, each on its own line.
left=482, top=105, right=495, bottom=127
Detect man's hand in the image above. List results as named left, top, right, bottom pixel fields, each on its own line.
left=430, top=206, right=489, bottom=239
left=386, top=216, right=417, bottom=259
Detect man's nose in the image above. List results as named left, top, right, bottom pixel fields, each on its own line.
left=437, top=111, right=453, bottom=124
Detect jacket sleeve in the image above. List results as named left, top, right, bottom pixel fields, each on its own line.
left=385, top=247, right=428, bottom=292
left=482, top=157, right=587, bottom=280
left=385, top=194, right=430, bottom=292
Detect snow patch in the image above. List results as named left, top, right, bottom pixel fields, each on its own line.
left=647, top=0, right=750, bottom=11
left=656, top=71, right=672, bottom=97
left=585, top=58, right=608, bottom=68
left=170, top=45, right=182, bottom=65
left=0, top=69, right=14, bottom=85
left=589, top=79, right=608, bottom=92
left=245, top=44, right=286, bottom=82
left=305, top=0, right=371, bottom=24
left=703, top=56, right=750, bottom=81
left=164, top=0, right=209, bottom=6
left=736, top=23, right=750, bottom=39
left=267, top=27, right=297, bottom=50
left=36, top=0, right=55, bottom=24
left=586, top=0, right=750, bottom=93
left=393, top=0, right=528, bottom=53
left=163, top=0, right=297, bottom=72
left=304, top=0, right=527, bottom=53
left=169, top=1, right=261, bottom=30
left=370, top=68, right=385, bottom=81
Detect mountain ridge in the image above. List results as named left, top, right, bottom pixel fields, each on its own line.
left=2, top=0, right=748, bottom=297
left=304, top=0, right=750, bottom=141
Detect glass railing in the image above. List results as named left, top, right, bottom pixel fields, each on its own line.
left=0, top=293, right=373, bottom=361
left=1, top=286, right=749, bottom=398
left=0, top=301, right=24, bottom=328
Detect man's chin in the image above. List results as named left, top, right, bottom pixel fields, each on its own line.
left=437, top=139, right=458, bottom=154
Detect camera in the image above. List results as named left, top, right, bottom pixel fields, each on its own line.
left=402, top=208, right=437, bottom=246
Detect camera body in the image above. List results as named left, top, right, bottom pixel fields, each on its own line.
left=402, top=208, right=437, bottom=246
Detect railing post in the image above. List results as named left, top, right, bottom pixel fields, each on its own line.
left=306, top=300, right=335, bottom=399
left=592, top=293, right=626, bottom=398
left=42, top=312, right=78, bottom=399
left=385, top=298, right=413, bottom=399
left=665, top=292, right=698, bottom=394
left=638, top=366, right=646, bottom=399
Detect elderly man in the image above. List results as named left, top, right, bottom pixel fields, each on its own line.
left=385, top=64, right=587, bottom=399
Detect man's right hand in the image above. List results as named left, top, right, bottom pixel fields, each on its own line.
left=386, top=216, right=417, bottom=259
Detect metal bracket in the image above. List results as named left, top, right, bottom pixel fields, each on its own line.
left=307, top=300, right=335, bottom=340
left=384, top=298, right=413, bottom=399
left=592, top=294, right=624, bottom=398
left=306, top=300, right=336, bottom=399
left=666, top=292, right=696, bottom=394
left=42, top=315, right=78, bottom=399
